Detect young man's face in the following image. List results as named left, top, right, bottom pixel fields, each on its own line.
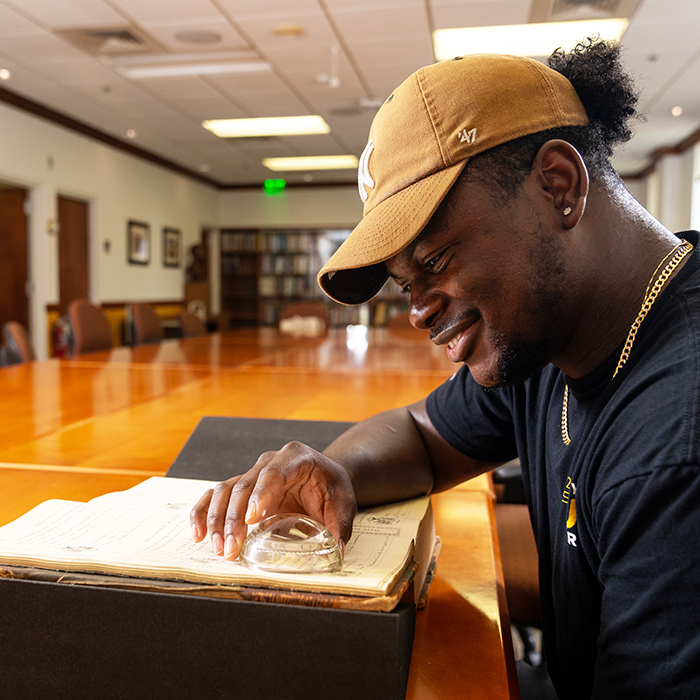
left=385, top=171, right=572, bottom=389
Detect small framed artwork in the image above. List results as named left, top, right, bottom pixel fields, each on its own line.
left=127, top=220, right=151, bottom=265
left=162, top=227, right=181, bottom=268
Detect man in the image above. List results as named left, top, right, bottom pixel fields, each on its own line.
left=191, top=39, right=700, bottom=699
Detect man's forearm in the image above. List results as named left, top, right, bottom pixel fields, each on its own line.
left=323, top=406, right=435, bottom=507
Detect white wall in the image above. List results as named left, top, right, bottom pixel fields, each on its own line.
left=621, top=177, right=647, bottom=208
left=0, top=101, right=219, bottom=357
left=216, top=186, right=362, bottom=229
left=644, top=149, right=694, bottom=232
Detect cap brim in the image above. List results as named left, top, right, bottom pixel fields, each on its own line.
left=318, top=158, right=469, bottom=304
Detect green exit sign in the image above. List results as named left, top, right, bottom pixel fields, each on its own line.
left=263, top=179, right=286, bottom=196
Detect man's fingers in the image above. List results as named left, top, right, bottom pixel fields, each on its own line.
left=190, top=488, right=213, bottom=543
left=189, top=443, right=358, bottom=564
left=320, top=487, right=357, bottom=556
left=221, top=470, right=264, bottom=560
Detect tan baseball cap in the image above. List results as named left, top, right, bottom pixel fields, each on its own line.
left=318, top=53, right=589, bottom=305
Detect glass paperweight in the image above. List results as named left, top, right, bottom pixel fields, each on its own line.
left=240, top=513, right=343, bottom=574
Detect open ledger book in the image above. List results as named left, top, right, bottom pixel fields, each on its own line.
left=0, top=477, right=437, bottom=610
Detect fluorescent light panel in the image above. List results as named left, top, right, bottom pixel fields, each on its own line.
left=121, top=61, right=270, bottom=79
left=203, top=116, right=331, bottom=138
left=433, top=18, right=629, bottom=60
left=263, top=155, right=359, bottom=171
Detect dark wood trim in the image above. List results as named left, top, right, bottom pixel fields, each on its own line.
left=46, top=300, right=184, bottom=313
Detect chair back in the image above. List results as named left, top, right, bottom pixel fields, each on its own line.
left=187, top=299, right=207, bottom=322
left=132, top=303, right=165, bottom=345
left=180, top=310, right=207, bottom=338
left=1, top=321, right=35, bottom=365
left=68, top=300, right=114, bottom=355
left=279, top=302, right=329, bottom=325
left=278, top=302, right=329, bottom=337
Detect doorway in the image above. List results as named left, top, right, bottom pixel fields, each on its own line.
left=0, top=185, right=29, bottom=328
left=57, top=195, right=90, bottom=314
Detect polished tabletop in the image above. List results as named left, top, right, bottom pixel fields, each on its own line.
left=0, top=327, right=518, bottom=699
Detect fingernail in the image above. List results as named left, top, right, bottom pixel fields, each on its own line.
left=212, top=532, right=224, bottom=555
left=224, top=534, right=237, bottom=560
left=191, top=523, right=199, bottom=541
left=338, top=539, right=345, bottom=560
left=245, top=500, right=257, bottom=523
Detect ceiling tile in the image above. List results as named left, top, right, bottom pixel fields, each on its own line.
left=0, top=31, right=86, bottom=64
left=137, top=18, right=250, bottom=53
left=0, top=0, right=697, bottom=185
left=108, top=0, right=222, bottom=23
left=328, top=4, right=429, bottom=41
left=233, top=9, right=336, bottom=49
left=218, top=0, right=320, bottom=17
left=6, top=0, right=127, bottom=29
left=0, top=3, right=45, bottom=36
left=430, top=0, right=530, bottom=29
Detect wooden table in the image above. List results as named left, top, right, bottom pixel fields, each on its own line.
left=0, top=327, right=518, bottom=699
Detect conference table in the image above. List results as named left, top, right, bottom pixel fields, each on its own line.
left=0, top=326, right=520, bottom=699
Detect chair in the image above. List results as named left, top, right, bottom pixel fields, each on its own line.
left=68, top=300, right=114, bottom=355
left=492, top=460, right=542, bottom=667
left=180, top=310, right=207, bottom=338
left=187, top=299, right=207, bottom=323
left=0, top=321, right=35, bottom=365
left=131, top=303, right=165, bottom=345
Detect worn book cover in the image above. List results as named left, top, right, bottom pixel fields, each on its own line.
left=0, top=476, right=436, bottom=610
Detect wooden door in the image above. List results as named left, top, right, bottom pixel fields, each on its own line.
left=58, top=196, right=89, bottom=314
left=0, top=186, right=29, bottom=328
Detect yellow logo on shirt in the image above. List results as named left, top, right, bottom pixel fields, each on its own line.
left=562, top=476, right=577, bottom=547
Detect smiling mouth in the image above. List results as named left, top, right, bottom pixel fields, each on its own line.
left=447, top=332, right=464, bottom=350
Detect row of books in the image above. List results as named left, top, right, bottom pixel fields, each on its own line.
left=221, top=255, right=258, bottom=277
left=258, top=275, right=318, bottom=298
left=260, top=254, right=320, bottom=276
left=221, top=230, right=318, bottom=254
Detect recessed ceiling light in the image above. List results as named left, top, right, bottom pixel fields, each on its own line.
left=203, top=115, right=331, bottom=138
left=262, top=155, right=359, bottom=171
left=0, top=69, right=11, bottom=80
left=433, top=18, right=629, bottom=60
left=671, top=105, right=683, bottom=117
left=125, top=129, right=137, bottom=139
left=273, top=24, right=304, bottom=38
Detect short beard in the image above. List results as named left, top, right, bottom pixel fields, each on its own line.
left=487, top=333, right=552, bottom=389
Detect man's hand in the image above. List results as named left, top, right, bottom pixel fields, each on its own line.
left=189, top=441, right=357, bottom=562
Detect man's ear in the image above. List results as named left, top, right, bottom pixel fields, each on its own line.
left=530, top=139, right=589, bottom=230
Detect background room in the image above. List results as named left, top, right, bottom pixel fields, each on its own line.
left=1, top=0, right=699, bottom=357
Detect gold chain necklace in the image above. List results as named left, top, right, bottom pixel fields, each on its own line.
left=561, top=240, right=694, bottom=446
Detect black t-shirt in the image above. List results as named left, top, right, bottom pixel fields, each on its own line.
left=426, top=232, right=700, bottom=699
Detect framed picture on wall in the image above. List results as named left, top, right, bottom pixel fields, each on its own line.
left=162, top=227, right=181, bottom=268
left=128, top=220, right=151, bottom=265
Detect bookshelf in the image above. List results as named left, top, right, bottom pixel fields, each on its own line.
left=219, top=228, right=408, bottom=328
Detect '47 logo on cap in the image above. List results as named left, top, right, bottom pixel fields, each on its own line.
left=458, top=128, right=477, bottom=144
left=358, top=139, right=375, bottom=203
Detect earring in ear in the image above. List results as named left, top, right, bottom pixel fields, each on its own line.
left=562, top=206, right=572, bottom=216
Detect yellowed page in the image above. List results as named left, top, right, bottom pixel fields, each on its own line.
left=0, top=477, right=430, bottom=597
